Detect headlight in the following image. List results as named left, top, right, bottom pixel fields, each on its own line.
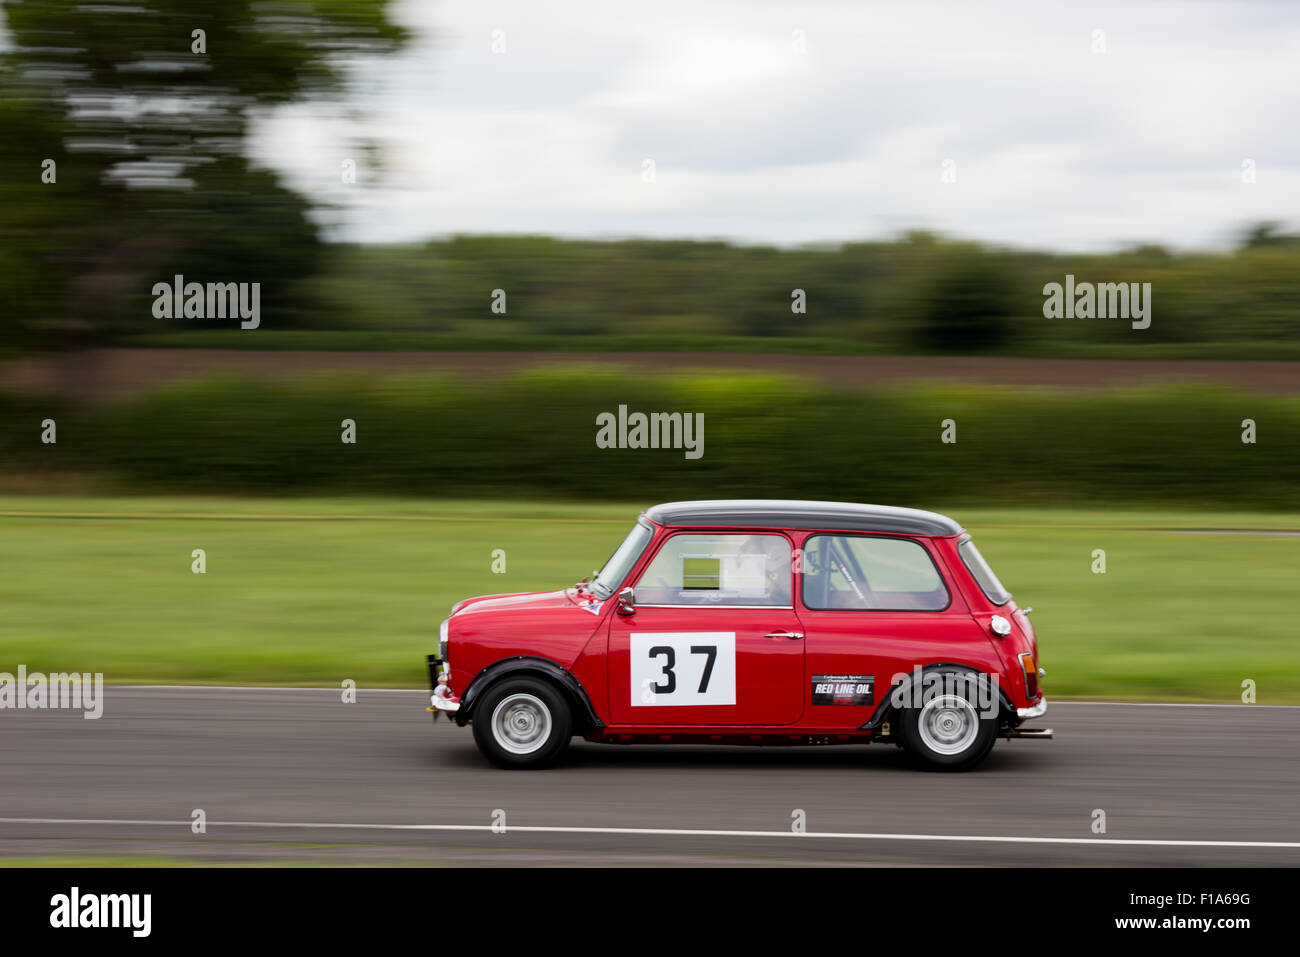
left=438, top=618, right=450, bottom=664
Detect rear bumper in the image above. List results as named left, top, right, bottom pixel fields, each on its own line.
left=1016, top=696, right=1048, bottom=720
left=1009, top=696, right=1051, bottom=739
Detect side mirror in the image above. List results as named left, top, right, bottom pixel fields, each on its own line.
left=616, top=586, right=636, bottom=616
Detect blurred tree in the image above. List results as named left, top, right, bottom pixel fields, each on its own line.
left=0, top=0, right=408, bottom=365
left=913, top=248, right=1016, bottom=353
left=1240, top=221, right=1300, bottom=249
left=282, top=234, right=1300, bottom=354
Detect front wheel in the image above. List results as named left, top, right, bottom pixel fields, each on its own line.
left=897, top=672, right=997, bottom=771
left=471, top=677, right=572, bottom=769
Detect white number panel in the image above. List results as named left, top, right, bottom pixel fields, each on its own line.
left=630, top=633, right=736, bottom=707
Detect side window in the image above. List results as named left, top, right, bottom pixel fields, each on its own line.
left=802, top=535, right=949, bottom=611
left=635, top=534, right=792, bottom=607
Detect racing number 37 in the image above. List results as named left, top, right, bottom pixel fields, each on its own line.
left=647, top=644, right=717, bottom=694
left=630, top=633, right=737, bottom=707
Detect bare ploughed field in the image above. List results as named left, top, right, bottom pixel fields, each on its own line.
left=5, top=349, right=1300, bottom=400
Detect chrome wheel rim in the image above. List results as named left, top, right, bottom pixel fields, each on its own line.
left=490, top=693, right=551, bottom=755
left=918, top=693, right=978, bottom=755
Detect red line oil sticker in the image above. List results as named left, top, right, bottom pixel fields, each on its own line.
left=811, top=674, right=874, bottom=706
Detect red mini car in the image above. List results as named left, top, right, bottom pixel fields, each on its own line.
left=428, top=500, right=1049, bottom=771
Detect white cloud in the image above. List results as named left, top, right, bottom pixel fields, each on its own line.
left=252, top=0, right=1300, bottom=251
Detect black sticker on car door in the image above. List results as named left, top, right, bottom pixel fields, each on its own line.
left=811, top=674, right=874, bottom=706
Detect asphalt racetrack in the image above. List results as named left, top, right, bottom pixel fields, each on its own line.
left=2, top=688, right=1297, bottom=866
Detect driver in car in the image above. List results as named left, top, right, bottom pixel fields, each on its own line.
left=735, top=534, right=792, bottom=606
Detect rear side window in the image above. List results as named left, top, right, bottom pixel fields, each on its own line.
left=635, top=533, right=792, bottom=607
left=959, top=539, right=1011, bottom=605
left=801, top=535, right=949, bottom=611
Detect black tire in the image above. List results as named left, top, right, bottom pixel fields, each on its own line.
left=471, top=677, right=572, bottom=769
left=896, top=668, right=998, bottom=771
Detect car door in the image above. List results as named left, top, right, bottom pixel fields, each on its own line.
left=607, top=530, right=805, bottom=726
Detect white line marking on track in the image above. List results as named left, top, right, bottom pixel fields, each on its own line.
left=0, top=818, right=1296, bottom=848
left=1059, top=701, right=1300, bottom=709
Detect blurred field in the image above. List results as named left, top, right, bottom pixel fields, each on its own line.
left=9, top=349, right=1300, bottom=401
left=123, top=332, right=1300, bottom=362
left=1, top=497, right=1295, bottom=701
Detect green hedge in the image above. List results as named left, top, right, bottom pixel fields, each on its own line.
left=5, top=372, right=1297, bottom=506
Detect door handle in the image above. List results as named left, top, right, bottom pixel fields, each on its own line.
left=764, top=630, right=803, bottom=640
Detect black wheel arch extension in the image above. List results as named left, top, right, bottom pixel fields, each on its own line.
left=454, top=655, right=604, bottom=732
left=859, top=662, right=1016, bottom=730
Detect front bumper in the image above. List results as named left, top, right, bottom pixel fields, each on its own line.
left=1016, top=696, right=1048, bottom=720
left=426, top=654, right=460, bottom=715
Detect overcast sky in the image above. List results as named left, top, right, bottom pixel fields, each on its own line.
left=256, top=1, right=1300, bottom=251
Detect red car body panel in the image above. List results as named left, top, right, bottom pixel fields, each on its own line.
left=606, top=602, right=807, bottom=726
left=444, top=589, right=606, bottom=695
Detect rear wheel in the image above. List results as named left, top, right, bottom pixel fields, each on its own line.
left=897, top=669, right=997, bottom=771
left=471, top=677, right=572, bottom=769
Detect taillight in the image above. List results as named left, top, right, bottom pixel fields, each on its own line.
left=1019, top=652, right=1039, bottom=699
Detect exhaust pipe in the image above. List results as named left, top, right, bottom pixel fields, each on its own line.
left=1008, top=727, right=1053, bottom=739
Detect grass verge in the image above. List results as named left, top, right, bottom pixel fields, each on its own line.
left=1, top=497, right=1296, bottom=701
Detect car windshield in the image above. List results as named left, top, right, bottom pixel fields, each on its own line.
left=590, top=520, right=654, bottom=599
left=959, top=539, right=1011, bottom=605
